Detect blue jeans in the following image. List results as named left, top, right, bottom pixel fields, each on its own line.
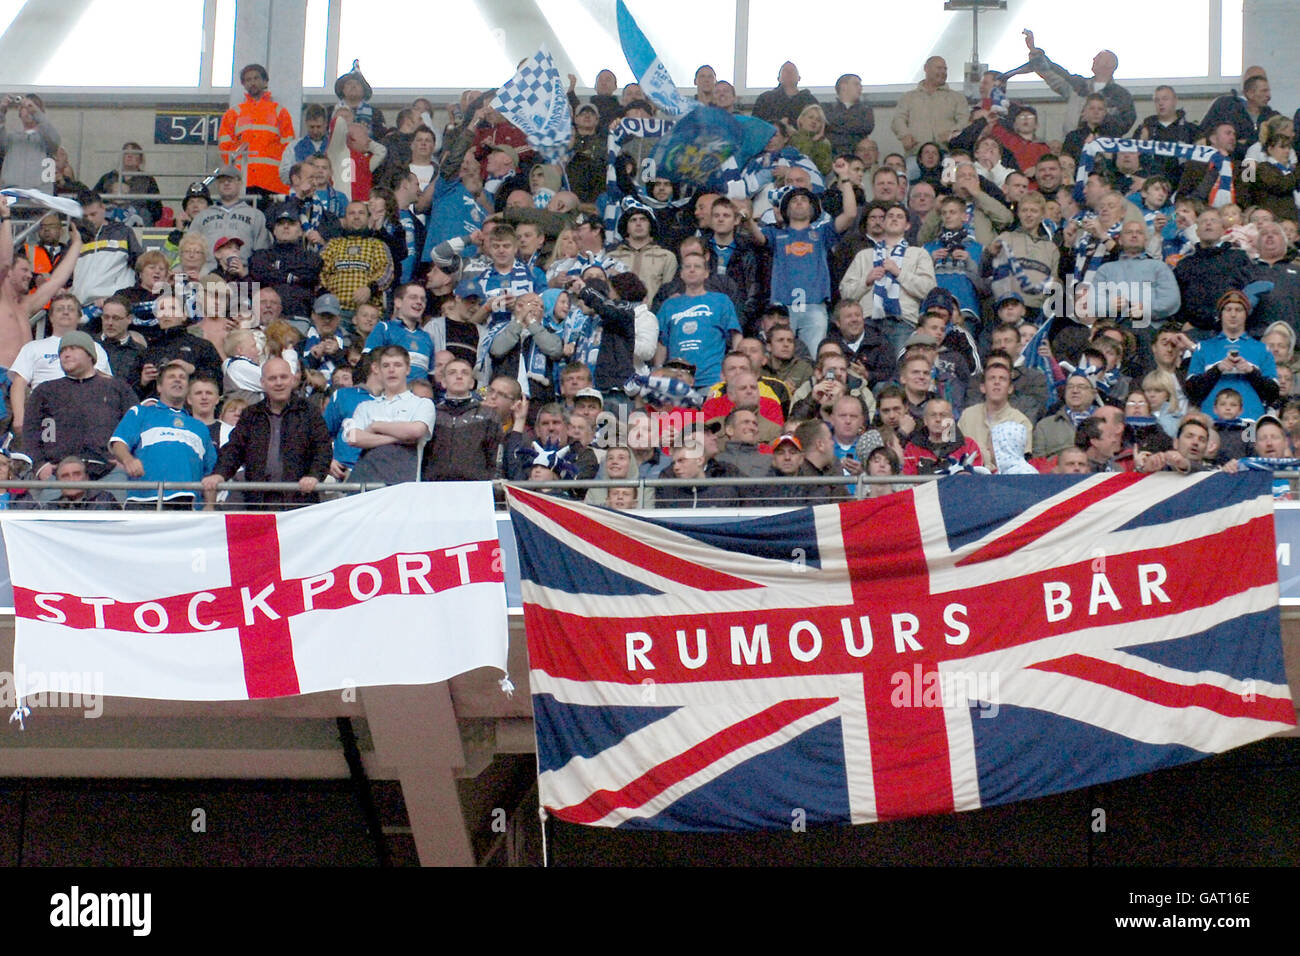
left=790, top=302, right=829, bottom=356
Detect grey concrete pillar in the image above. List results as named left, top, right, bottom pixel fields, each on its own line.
left=1244, top=0, right=1299, bottom=122
left=231, top=0, right=306, bottom=135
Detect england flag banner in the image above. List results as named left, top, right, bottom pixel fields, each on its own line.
left=507, top=473, right=1295, bottom=831
left=6, top=484, right=508, bottom=702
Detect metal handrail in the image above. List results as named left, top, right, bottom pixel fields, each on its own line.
left=0, top=470, right=1292, bottom=513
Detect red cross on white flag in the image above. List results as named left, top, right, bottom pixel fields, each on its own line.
left=5, top=484, right=509, bottom=702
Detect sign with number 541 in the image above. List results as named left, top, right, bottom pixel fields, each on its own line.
left=153, top=111, right=222, bottom=146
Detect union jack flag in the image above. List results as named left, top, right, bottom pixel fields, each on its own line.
left=506, top=472, right=1295, bottom=831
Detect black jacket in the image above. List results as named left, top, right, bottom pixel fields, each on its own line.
left=214, top=396, right=333, bottom=506
left=138, top=327, right=223, bottom=398
left=1200, top=93, right=1278, bottom=162
left=423, top=396, right=501, bottom=481
left=827, top=325, right=897, bottom=389
left=93, top=171, right=163, bottom=226
left=753, top=87, right=819, bottom=128
left=824, top=100, right=875, bottom=156
left=792, top=458, right=850, bottom=501
left=698, top=231, right=765, bottom=329
left=249, top=240, right=324, bottom=320
left=23, top=372, right=139, bottom=476
left=1063, top=119, right=1128, bottom=163
left=1176, top=156, right=1249, bottom=205
left=1132, top=111, right=1201, bottom=179
left=1251, top=258, right=1300, bottom=335
left=96, top=333, right=145, bottom=397
left=1185, top=364, right=1280, bottom=413
left=576, top=284, right=636, bottom=391
left=657, top=459, right=742, bottom=509
left=1173, top=245, right=1257, bottom=331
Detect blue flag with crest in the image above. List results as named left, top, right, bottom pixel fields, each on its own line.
left=616, top=0, right=695, bottom=118
left=649, top=106, right=776, bottom=191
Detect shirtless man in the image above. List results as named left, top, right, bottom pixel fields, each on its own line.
left=0, top=199, right=83, bottom=367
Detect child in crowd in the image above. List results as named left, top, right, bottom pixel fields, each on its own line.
left=1127, top=175, right=1174, bottom=233
left=926, top=195, right=984, bottom=320
left=604, top=486, right=640, bottom=510
left=1163, top=197, right=1201, bottom=264
left=1212, top=387, right=1252, bottom=462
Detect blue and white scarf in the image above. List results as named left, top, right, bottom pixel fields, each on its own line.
left=557, top=310, right=599, bottom=385
left=522, top=313, right=563, bottom=386
left=1072, top=216, right=1122, bottom=284
left=1237, top=456, right=1300, bottom=498
left=476, top=316, right=519, bottom=391
left=992, top=240, right=1053, bottom=296
left=733, top=147, right=826, bottom=200
left=1076, top=137, right=1225, bottom=203
left=871, top=241, right=907, bottom=318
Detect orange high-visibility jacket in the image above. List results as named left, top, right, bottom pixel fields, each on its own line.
left=218, top=91, right=295, bottom=194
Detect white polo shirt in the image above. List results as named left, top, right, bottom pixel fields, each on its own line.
left=9, top=334, right=111, bottom=386
left=344, top=389, right=437, bottom=477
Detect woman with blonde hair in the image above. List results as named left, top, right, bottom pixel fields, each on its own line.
left=189, top=275, right=234, bottom=354
left=790, top=104, right=832, bottom=176
left=545, top=227, right=580, bottom=280
left=1142, top=369, right=1183, bottom=437
left=174, top=232, right=207, bottom=280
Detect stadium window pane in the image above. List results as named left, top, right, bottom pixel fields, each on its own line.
left=0, top=1, right=24, bottom=42
left=748, top=0, right=1213, bottom=90
left=336, top=0, right=733, bottom=91
left=30, top=0, right=204, bottom=86
left=302, top=0, right=328, bottom=88
left=986, top=0, right=1211, bottom=83
left=211, top=0, right=235, bottom=88
left=747, top=0, right=951, bottom=89
left=337, top=0, right=518, bottom=88
left=535, top=0, right=735, bottom=88
left=1221, top=0, right=1243, bottom=78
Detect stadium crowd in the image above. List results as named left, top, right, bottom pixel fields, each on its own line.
left=2, top=37, right=1300, bottom=512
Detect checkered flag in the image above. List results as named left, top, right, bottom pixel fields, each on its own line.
left=490, top=46, right=572, bottom=165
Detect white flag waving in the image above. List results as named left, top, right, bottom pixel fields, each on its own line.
left=491, top=46, right=573, bottom=166
left=4, top=484, right=508, bottom=701
left=0, top=187, right=83, bottom=218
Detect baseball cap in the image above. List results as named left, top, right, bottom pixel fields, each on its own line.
left=184, top=181, right=211, bottom=204
left=269, top=203, right=298, bottom=223
left=214, top=236, right=245, bottom=252
left=772, top=434, right=802, bottom=452
left=58, top=330, right=97, bottom=360
left=661, top=358, right=697, bottom=376
left=215, top=164, right=242, bottom=179
left=454, top=278, right=484, bottom=300
left=312, top=293, right=342, bottom=316
left=904, top=331, right=939, bottom=348
left=575, top=103, right=599, bottom=117
left=574, top=387, right=604, bottom=407
left=995, top=291, right=1025, bottom=308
